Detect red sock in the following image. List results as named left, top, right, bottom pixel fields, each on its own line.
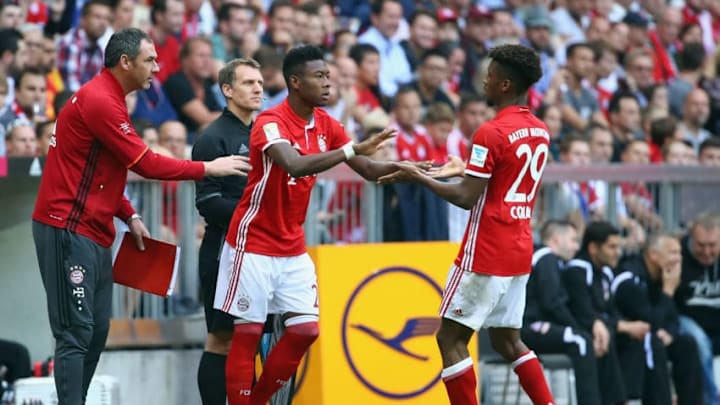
left=249, top=316, right=318, bottom=405
left=512, top=351, right=555, bottom=405
left=441, top=357, right=478, bottom=405
left=226, top=323, right=264, bottom=405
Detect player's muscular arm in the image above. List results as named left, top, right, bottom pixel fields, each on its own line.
left=266, top=142, right=349, bottom=178
left=266, top=128, right=396, bottom=178
left=418, top=174, right=488, bottom=210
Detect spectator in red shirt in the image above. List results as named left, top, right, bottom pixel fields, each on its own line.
left=423, top=102, right=455, bottom=163
left=349, top=43, right=385, bottom=123
left=31, top=29, right=251, bottom=405
left=648, top=116, right=678, bottom=163
left=149, top=0, right=185, bottom=83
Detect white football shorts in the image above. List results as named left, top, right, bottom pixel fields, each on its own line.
left=439, top=265, right=529, bottom=331
left=213, top=242, right=319, bottom=323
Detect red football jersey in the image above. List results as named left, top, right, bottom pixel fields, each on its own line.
left=454, top=106, right=550, bottom=276
left=394, top=125, right=433, bottom=162
left=226, top=100, right=352, bottom=256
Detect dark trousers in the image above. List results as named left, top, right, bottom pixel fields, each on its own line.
left=618, top=334, right=673, bottom=405
left=0, top=339, right=31, bottom=383
left=394, top=183, right=448, bottom=241
left=668, top=335, right=704, bottom=405
left=522, top=322, right=625, bottom=405
left=32, top=221, right=113, bottom=405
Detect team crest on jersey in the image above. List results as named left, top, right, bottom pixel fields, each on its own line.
left=470, top=145, right=488, bottom=167
left=317, top=134, right=327, bottom=152
left=237, top=296, right=250, bottom=312
left=263, top=122, right=280, bottom=141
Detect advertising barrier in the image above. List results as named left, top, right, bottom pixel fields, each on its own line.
left=294, top=242, right=478, bottom=404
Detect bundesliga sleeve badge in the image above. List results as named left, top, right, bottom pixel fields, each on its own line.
left=470, top=145, right=488, bottom=167
left=263, top=122, right=281, bottom=141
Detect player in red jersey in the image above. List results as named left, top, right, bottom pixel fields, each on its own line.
left=381, top=44, right=556, bottom=405
left=214, top=45, right=418, bottom=405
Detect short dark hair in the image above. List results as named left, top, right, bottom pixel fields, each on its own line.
left=409, top=10, right=436, bottom=25
left=54, top=89, right=74, bottom=116
left=585, top=122, right=611, bottom=138
left=535, top=103, right=557, bottom=120
left=420, top=48, right=448, bottom=64
left=487, top=44, right=542, bottom=95
left=566, top=42, right=593, bottom=59
left=649, top=116, right=677, bottom=147
left=392, top=85, right=420, bottom=109
left=559, top=133, right=589, bottom=154
left=253, top=46, right=284, bottom=70
left=180, top=36, right=211, bottom=60
left=371, top=0, right=401, bottom=16
left=540, top=220, right=576, bottom=244
left=81, top=0, right=111, bottom=17
left=608, top=92, right=639, bottom=114
left=679, top=42, right=706, bottom=71
left=349, top=43, right=379, bottom=67
left=13, top=66, right=45, bottom=90
left=217, top=3, right=249, bottom=23
left=268, top=0, right=293, bottom=18
left=0, top=28, right=21, bottom=56
left=458, top=92, right=486, bottom=112
left=700, top=137, right=720, bottom=155
left=581, top=221, right=620, bottom=253
left=104, top=28, right=151, bottom=68
left=218, top=58, right=261, bottom=92
left=35, top=120, right=55, bottom=139
left=282, top=45, right=326, bottom=86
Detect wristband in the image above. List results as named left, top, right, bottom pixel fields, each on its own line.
left=127, top=213, right=142, bottom=225
left=342, top=143, right=356, bottom=160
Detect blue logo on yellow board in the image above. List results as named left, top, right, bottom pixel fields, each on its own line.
left=341, top=267, right=443, bottom=399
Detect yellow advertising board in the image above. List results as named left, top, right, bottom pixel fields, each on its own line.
left=292, top=242, right=478, bottom=405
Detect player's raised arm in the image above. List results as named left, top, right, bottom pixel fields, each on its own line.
left=265, top=127, right=395, bottom=178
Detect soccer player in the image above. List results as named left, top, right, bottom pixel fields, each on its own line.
left=380, top=44, right=556, bottom=405
left=192, top=58, right=264, bottom=405
left=31, top=28, right=250, bottom=405
left=214, top=45, right=418, bottom=405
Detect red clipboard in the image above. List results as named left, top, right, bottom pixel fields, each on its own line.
left=112, top=232, right=181, bottom=297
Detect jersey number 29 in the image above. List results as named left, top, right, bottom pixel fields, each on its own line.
left=504, top=143, right=548, bottom=203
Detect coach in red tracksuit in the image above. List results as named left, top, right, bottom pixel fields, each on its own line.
left=31, top=28, right=250, bottom=405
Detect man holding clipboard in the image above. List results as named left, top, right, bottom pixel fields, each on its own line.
left=31, top=28, right=251, bottom=405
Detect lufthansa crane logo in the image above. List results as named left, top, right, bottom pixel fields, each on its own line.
left=341, top=267, right=443, bottom=399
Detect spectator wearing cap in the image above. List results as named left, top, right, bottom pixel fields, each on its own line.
left=408, top=49, right=454, bottom=112
left=522, top=6, right=557, bottom=95
left=400, top=10, right=438, bottom=72
left=550, top=0, right=592, bottom=44
left=436, top=7, right=460, bottom=43
left=668, top=42, right=706, bottom=118
left=678, top=88, right=712, bottom=153
left=358, top=0, right=412, bottom=98
left=460, top=5, right=494, bottom=94
left=623, top=11, right=651, bottom=50
left=649, top=7, right=684, bottom=83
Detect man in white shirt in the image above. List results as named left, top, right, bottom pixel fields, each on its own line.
left=358, top=0, right=412, bottom=97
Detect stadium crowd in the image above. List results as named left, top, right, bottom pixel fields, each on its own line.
left=0, top=0, right=719, bottom=404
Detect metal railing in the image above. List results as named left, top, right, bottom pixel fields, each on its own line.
left=111, top=164, right=720, bottom=319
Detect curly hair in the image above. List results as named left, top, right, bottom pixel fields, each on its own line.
left=487, top=44, right=542, bottom=95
